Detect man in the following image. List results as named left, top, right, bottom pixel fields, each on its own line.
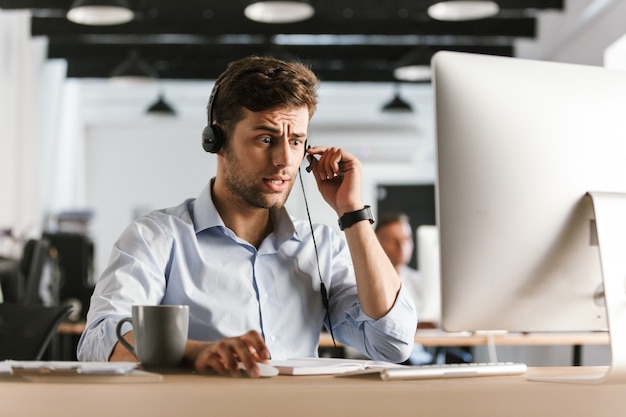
left=374, top=213, right=422, bottom=314
left=77, top=56, right=417, bottom=378
left=375, top=212, right=432, bottom=364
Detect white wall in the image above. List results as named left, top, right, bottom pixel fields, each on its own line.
left=516, top=0, right=626, bottom=65
left=0, top=11, right=60, bottom=245
left=604, top=32, right=626, bottom=68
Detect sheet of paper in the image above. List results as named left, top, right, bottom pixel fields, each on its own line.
left=3, top=360, right=138, bottom=375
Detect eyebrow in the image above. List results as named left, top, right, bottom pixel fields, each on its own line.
left=252, top=124, right=307, bottom=138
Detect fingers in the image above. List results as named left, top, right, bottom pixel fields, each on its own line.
left=306, top=146, right=347, bottom=181
left=194, top=330, right=270, bottom=378
left=237, top=331, right=271, bottom=378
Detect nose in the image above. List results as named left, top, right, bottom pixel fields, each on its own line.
left=272, top=139, right=294, bottom=168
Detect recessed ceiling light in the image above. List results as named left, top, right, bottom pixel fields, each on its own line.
left=244, top=1, right=315, bottom=24
left=66, top=0, right=134, bottom=26
left=428, top=1, right=500, bottom=21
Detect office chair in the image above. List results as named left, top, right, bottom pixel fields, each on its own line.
left=19, top=238, right=61, bottom=306
left=0, top=257, right=22, bottom=303
left=0, top=303, right=73, bottom=360
left=43, top=232, right=96, bottom=320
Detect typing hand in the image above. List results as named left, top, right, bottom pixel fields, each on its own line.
left=193, top=330, right=271, bottom=378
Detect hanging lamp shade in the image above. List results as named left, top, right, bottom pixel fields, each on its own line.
left=427, top=1, right=500, bottom=21
left=66, top=0, right=134, bottom=26
left=382, top=86, right=413, bottom=113
left=146, top=93, right=176, bottom=116
left=393, top=47, right=433, bottom=82
left=109, top=50, right=158, bottom=84
left=244, top=1, right=315, bottom=23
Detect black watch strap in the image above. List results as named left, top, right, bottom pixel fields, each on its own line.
left=338, top=205, right=375, bottom=231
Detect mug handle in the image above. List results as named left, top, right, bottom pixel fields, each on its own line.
left=115, top=317, right=137, bottom=359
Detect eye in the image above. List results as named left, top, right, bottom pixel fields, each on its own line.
left=259, top=136, right=272, bottom=144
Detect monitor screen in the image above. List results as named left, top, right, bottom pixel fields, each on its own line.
left=432, top=51, right=626, bottom=336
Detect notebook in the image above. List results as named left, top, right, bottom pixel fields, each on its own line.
left=1, top=360, right=163, bottom=383
left=267, top=357, right=405, bottom=375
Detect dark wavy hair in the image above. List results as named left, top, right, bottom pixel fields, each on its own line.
left=209, top=55, right=319, bottom=141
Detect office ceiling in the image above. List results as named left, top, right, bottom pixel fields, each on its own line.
left=0, top=0, right=565, bottom=82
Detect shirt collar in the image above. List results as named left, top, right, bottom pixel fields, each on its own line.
left=192, top=178, right=302, bottom=244
left=192, top=179, right=224, bottom=233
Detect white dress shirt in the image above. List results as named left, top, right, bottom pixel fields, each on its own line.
left=77, top=181, right=417, bottom=363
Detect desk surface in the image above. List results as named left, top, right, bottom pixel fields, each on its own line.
left=59, top=321, right=610, bottom=348
left=319, top=329, right=610, bottom=347
left=1, top=367, right=624, bottom=417
left=415, top=329, right=609, bottom=346
left=56, top=320, right=86, bottom=335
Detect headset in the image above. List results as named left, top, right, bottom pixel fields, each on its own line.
left=200, top=85, right=336, bottom=347
left=201, top=84, right=224, bottom=153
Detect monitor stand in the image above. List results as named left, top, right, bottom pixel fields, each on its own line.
left=529, top=191, right=626, bottom=384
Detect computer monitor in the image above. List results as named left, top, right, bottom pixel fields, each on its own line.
left=416, top=225, right=441, bottom=324
left=432, top=51, right=626, bottom=383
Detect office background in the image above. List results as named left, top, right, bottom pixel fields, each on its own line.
left=2, top=0, right=626, bottom=291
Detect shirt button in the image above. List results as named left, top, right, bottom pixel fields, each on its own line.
left=263, top=292, right=269, bottom=298
left=270, top=335, right=276, bottom=341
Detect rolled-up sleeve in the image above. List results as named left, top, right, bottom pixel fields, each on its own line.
left=336, top=284, right=417, bottom=363
left=323, top=228, right=417, bottom=364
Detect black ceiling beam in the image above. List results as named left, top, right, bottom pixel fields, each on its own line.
left=47, top=42, right=513, bottom=64
left=0, top=0, right=564, bottom=11
left=57, top=44, right=513, bottom=81
left=31, top=16, right=537, bottom=38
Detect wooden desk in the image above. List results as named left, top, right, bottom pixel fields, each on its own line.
left=319, top=329, right=610, bottom=348
left=1, top=367, right=624, bottom=417
left=414, top=329, right=609, bottom=347
left=56, top=320, right=86, bottom=335
left=60, top=323, right=609, bottom=349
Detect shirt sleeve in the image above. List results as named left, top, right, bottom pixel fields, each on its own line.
left=338, top=285, right=417, bottom=363
left=323, top=229, right=418, bottom=364
left=76, top=216, right=172, bottom=362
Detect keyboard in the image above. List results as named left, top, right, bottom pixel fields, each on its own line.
left=339, top=362, right=528, bottom=381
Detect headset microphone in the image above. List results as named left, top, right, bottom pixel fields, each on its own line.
left=202, top=84, right=224, bottom=153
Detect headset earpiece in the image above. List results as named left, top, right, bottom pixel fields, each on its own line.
left=202, top=84, right=223, bottom=153
left=202, top=124, right=223, bottom=153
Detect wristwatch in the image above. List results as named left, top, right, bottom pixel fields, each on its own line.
left=338, top=205, right=375, bottom=231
